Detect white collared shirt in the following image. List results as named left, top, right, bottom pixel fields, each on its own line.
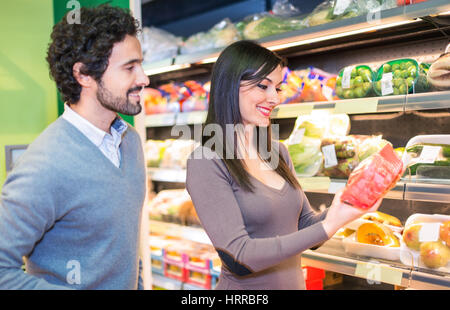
left=62, top=104, right=128, bottom=168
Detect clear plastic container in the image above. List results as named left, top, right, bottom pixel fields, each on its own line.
left=400, top=213, right=450, bottom=272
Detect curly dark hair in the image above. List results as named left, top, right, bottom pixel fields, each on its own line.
left=46, top=4, right=140, bottom=104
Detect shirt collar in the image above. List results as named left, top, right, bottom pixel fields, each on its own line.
left=62, top=104, right=128, bottom=147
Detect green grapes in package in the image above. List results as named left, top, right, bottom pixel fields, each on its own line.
left=373, top=59, right=420, bottom=96
left=336, top=65, right=374, bottom=99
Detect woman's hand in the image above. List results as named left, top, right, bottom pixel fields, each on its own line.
left=322, top=189, right=383, bottom=238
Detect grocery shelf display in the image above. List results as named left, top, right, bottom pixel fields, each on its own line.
left=139, top=0, right=450, bottom=290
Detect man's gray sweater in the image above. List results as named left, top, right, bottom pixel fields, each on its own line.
left=0, top=117, right=146, bottom=289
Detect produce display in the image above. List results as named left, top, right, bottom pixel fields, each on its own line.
left=144, top=81, right=209, bottom=115
left=238, top=13, right=305, bottom=40
left=373, top=59, right=423, bottom=96
left=148, top=189, right=201, bottom=226
left=305, top=0, right=397, bottom=27
left=181, top=18, right=241, bottom=55
left=401, top=214, right=450, bottom=270
left=402, top=135, right=450, bottom=180
left=279, top=67, right=338, bottom=104
left=356, top=222, right=400, bottom=247
left=141, top=26, right=182, bottom=63
left=145, top=139, right=199, bottom=169
left=336, top=65, right=374, bottom=99
left=340, top=144, right=403, bottom=209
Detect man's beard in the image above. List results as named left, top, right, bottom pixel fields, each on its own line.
left=96, top=80, right=142, bottom=116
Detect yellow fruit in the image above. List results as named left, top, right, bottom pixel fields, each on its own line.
left=362, top=211, right=402, bottom=227
left=403, top=224, right=422, bottom=251
left=357, top=222, right=399, bottom=247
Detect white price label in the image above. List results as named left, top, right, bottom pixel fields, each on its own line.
left=342, top=66, right=353, bottom=89
left=334, top=0, right=352, bottom=15
left=381, top=72, right=393, bottom=96
left=288, top=128, right=305, bottom=145
left=322, top=144, right=338, bottom=168
left=419, top=223, right=441, bottom=242
left=417, top=145, right=441, bottom=164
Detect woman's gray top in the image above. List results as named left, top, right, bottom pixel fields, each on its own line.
left=186, top=142, right=329, bottom=289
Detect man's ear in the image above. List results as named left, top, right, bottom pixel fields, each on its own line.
left=73, top=62, right=93, bottom=88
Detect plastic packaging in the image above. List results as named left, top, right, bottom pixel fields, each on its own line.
left=239, top=13, right=305, bottom=40
left=400, top=213, right=450, bottom=271
left=305, top=0, right=364, bottom=27
left=141, top=27, right=181, bottom=63
left=374, top=58, right=420, bottom=96
left=272, top=0, right=301, bottom=17
left=343, top=231, right=401, bottom=261
left=402, top=135, right=450, bottom=180
left=145, top=139, right=172, bottom=168
left=340, top=144, right=403, bottom=209
left=336, top=65, right=374, bottom=99
left=181, top=18, right=240, bottom=54
left=286, top=136, right=324, bottom=177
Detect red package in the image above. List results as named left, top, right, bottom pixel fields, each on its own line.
left=341, top=144, right=403, bottom=209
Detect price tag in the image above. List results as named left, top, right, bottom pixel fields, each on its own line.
left=419, top=222, right=441, bottom=242
left=417, top=145, right=441, bottom=164
left=322, top=144, right=338, bottom=168
left=381, top=72, right=393, bottom=96
left=334, top=0, right=352, bottom=15
left=342, top=66, right=353, bottom=89
left=288, top=128, right=305, bottom=145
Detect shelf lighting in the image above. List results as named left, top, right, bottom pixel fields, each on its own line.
left=266, top=19, right=419, bottom=51
left=144, top=63, right=191, bottom=76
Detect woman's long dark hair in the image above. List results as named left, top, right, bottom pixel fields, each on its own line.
left=203, top=40, right=301, bottom=192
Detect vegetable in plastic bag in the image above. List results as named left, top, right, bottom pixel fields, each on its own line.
left=181, top=18, right=240, bottom=54
left=241, top=13, right=305, bottom=40
left=141, top=27, right=181, bottom=63
left=286, top=137, right=323, bottom=177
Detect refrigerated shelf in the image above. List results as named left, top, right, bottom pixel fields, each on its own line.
left=144, top=91, right=450, bottom=127
left=149, top=220, right=450, bottom=289
left=143, top=0, right=450, bottom=75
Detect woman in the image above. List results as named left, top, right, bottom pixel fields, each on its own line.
left=186, top=40, right=381, bottom=290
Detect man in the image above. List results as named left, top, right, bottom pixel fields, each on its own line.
left=0, top=5, right=149, bottom=289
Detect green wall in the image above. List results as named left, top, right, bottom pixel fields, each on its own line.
left=0, top=0, right=58, bottom=187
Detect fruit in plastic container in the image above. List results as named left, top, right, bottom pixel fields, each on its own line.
left=362, top=211, right=402, bottom=227
left=340, top=144, right=403, bottom=209
left=402, top=224, right=422, bottom=251
left=440, top=221, right=450, bottom=248
left=420, top=241, right=450, bottom=269
left=356, top=222, right=399, bottom=247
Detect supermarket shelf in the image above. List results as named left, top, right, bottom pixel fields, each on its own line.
left=302, top=239, right=450, bottom=290
left=143, top=0, right=450, bottom=75
left=149, top=220, right=450, bottom=289
left=149, top=220, right=211, bottom=245
left=152, top=273, right=183, bottom=290
left=148, top=167, right=450, bottom=203
left=145, top=111, right=207, bottom=127
left=148, top=167, right=186, bottom=183
left=271, top=91, right=450, bottom=119
left=144, top=91, right=450, bottom=127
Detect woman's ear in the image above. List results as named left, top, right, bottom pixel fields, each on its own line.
left=72, top=62, right=93, bottom=88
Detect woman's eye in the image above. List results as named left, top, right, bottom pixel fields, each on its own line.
left=276, top=88, right=282, bottom=93
left=257, top=84, right=268, bottom=90
left=126, top=66, right=134, bottom=71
